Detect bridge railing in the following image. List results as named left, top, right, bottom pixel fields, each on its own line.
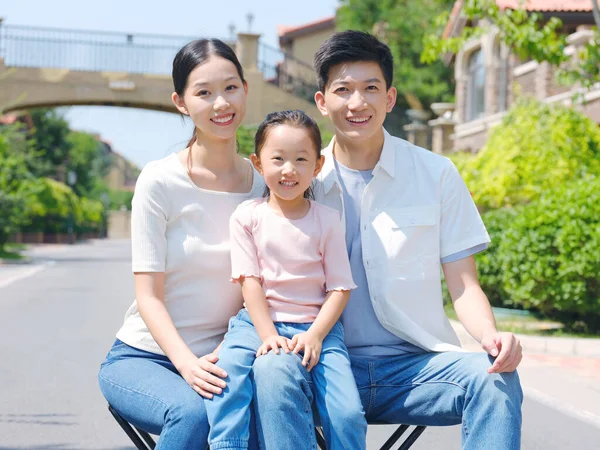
left=0, top=24, right=199, bottom=75
left=0, top=23, right=318, bottom=102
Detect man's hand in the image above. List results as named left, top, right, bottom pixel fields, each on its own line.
left=256, top=334, right=291, bottom=357
left=290, top=331, right=323, bottom=372
left=480, top=330, right=523, bottom=373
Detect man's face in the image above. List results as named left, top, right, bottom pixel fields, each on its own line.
left=315, top=61, right=397, bottom=144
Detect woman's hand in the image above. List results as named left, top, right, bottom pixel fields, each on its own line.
left=179, top=353, right=228, bottom=399
left=256, top=335, right=291, bottom=357
left=290, top=331, right=323, bottom=372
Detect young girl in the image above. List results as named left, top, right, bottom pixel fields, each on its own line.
left=98, top=39, right=265, bottom=449
left=205, top=110, right=367, bottom=450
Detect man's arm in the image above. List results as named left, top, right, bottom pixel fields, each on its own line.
left=443, top=255, right=523, bottom=373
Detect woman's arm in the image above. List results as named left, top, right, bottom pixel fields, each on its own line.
left=135, top=272, right=227, bottom=398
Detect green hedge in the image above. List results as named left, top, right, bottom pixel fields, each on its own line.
left=459, top=98, right=600, bottom=210
left=477, top=177, right=600, bottom=331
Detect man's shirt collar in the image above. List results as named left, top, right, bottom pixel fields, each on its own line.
left=321, top=128, right=396, bottom=194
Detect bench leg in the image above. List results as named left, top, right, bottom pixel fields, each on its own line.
left=108, top=404, right=156, bottom=450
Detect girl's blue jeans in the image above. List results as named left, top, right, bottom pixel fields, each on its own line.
left=205, top=308, right=367, bottom=450
left=253, top=349, right=524, bottom=450
left=98, top=339, right=260, bottom=450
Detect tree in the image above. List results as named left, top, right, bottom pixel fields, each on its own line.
left=0, top=126, right=37, bottom=252
left=66, top=131, right=111, bottom=198
left=336, top=0, right=456, bottom=115
left=422, top=0, right=600, bottom=91
left=29, top=109, right=72, bottom=178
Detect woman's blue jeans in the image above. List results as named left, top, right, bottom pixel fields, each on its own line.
left=98, top=339, right=260, bottom=450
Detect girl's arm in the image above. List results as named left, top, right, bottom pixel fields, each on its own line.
left=308, top=289, right=350, bottom=339
left=240, top=276, right=290, bottom=355
left=135, top=272, right=227, bottom=398
left=290, top=289, right=350, bottom=371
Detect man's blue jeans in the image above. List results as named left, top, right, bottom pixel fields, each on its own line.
left=253, top=350, right=523, bottom=450
left=98, top=339, right=260, bottom=450
left=206, top=309, right=367, bottom=450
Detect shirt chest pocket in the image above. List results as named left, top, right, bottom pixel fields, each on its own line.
left=372, top=206, right=439, bottom=264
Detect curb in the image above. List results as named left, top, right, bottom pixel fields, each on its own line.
left=450, top=320, right=600, bottom=358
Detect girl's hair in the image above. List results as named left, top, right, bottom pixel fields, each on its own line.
left=172, top=39, right=246, bottom=171
left=254, top=110, right=322, bottom=199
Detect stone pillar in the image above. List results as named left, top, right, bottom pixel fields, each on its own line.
left=428, top=103, right=455, bottom=154
left=235, top=33, right=261, bottom=72
left=404, top=109, right=431, bottom=149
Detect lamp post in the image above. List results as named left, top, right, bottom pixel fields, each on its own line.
left=67, top=170, right=77, bottom=245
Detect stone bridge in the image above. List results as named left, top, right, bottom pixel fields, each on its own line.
left=0, top=23, right=322, bottom=125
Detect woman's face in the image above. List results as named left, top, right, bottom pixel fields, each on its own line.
left=173, top=55, right=247, bottom=142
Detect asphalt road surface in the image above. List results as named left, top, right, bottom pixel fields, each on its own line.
left=1, top=240, right=599, bottom=449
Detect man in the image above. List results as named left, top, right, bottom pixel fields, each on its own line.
left=252, top=30, right=523, bottom=450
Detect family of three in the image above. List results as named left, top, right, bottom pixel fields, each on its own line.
left=97, top=30, right=524, bottom=450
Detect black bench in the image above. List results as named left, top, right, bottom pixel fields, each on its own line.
left=108, top=404, right=426, bottom=450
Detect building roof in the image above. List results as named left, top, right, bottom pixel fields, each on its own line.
left=444, top=0, right=594, bottom=39
left=496, top=0, right=593, bottom=12
left=278, top=16, right=336, bottom=46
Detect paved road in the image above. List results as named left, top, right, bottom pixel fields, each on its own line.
left=1, top=240, right=599, bottom=449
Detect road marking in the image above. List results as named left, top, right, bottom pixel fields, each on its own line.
left=0, top=261, right=55, bottom=289
left=524, top=386, right=600, bottom=430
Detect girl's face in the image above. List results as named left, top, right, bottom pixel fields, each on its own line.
left=172, top=56, right=247, bottom=142
left=251, top=124, right=324, bottom=203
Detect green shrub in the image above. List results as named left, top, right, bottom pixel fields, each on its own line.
left=108, top=189, right=134, bottom=211
left=496, top=176, right=600, bottom=331
left=24, top=178, right=82, bottom=233
left=476, top=207, right=519, bottom=307
left=460, top=98, right=600, bottom=210
left=78, top=197, right=105, bottom=233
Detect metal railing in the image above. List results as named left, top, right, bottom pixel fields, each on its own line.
left=258, top=42, right=319, bottom=103
left=0, top=24, right=199, bottom=75
left=0, top=23, right=318, bottom=102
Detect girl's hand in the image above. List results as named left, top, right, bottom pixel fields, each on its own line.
left=179, top=353, right=228, bottom=399
left=290, top=332, right=323, bottom=372
left=256, top=335, right=291, bottom=357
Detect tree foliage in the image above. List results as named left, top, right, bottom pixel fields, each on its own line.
left=422, top=0, right=600, bottom=91
left=0, top=126, right=37, bottom=251
left=336, top=0, right=456, bottom=110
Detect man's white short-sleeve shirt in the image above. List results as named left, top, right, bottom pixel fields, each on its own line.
left=314, top=130, right=490, bottom=352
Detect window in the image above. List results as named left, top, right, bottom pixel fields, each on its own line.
left=466, top=48, right=485, bottom=121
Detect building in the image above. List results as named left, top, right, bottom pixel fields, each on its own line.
left=443, top=0, right=599, bottom=153
left=275, top=16, right=336, bottom=101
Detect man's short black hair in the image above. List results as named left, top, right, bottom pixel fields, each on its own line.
left=313, top=30, right=394, bottom=92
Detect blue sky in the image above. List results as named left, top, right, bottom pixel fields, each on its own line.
left=3, top=0, right=339, bottom=167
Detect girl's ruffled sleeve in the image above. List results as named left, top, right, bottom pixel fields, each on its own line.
left=230, top=201, right=261, bottom=283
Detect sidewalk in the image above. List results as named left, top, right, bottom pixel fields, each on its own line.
left=451, top=320, right=600, bottom=358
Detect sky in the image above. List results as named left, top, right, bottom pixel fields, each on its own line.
left=2, top=0, right=340, bottom=168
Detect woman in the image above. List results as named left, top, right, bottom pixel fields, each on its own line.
left=98, top=39, right=264, bottom=449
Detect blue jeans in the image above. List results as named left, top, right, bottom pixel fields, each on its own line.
left=98, top=339, right=259, bottom=450
left=253, top=350, right=523, bottom=450
left=205, top=309, right=366, bottom=450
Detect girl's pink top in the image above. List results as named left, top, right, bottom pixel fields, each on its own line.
left=230, top=197, right=357, bottom=323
